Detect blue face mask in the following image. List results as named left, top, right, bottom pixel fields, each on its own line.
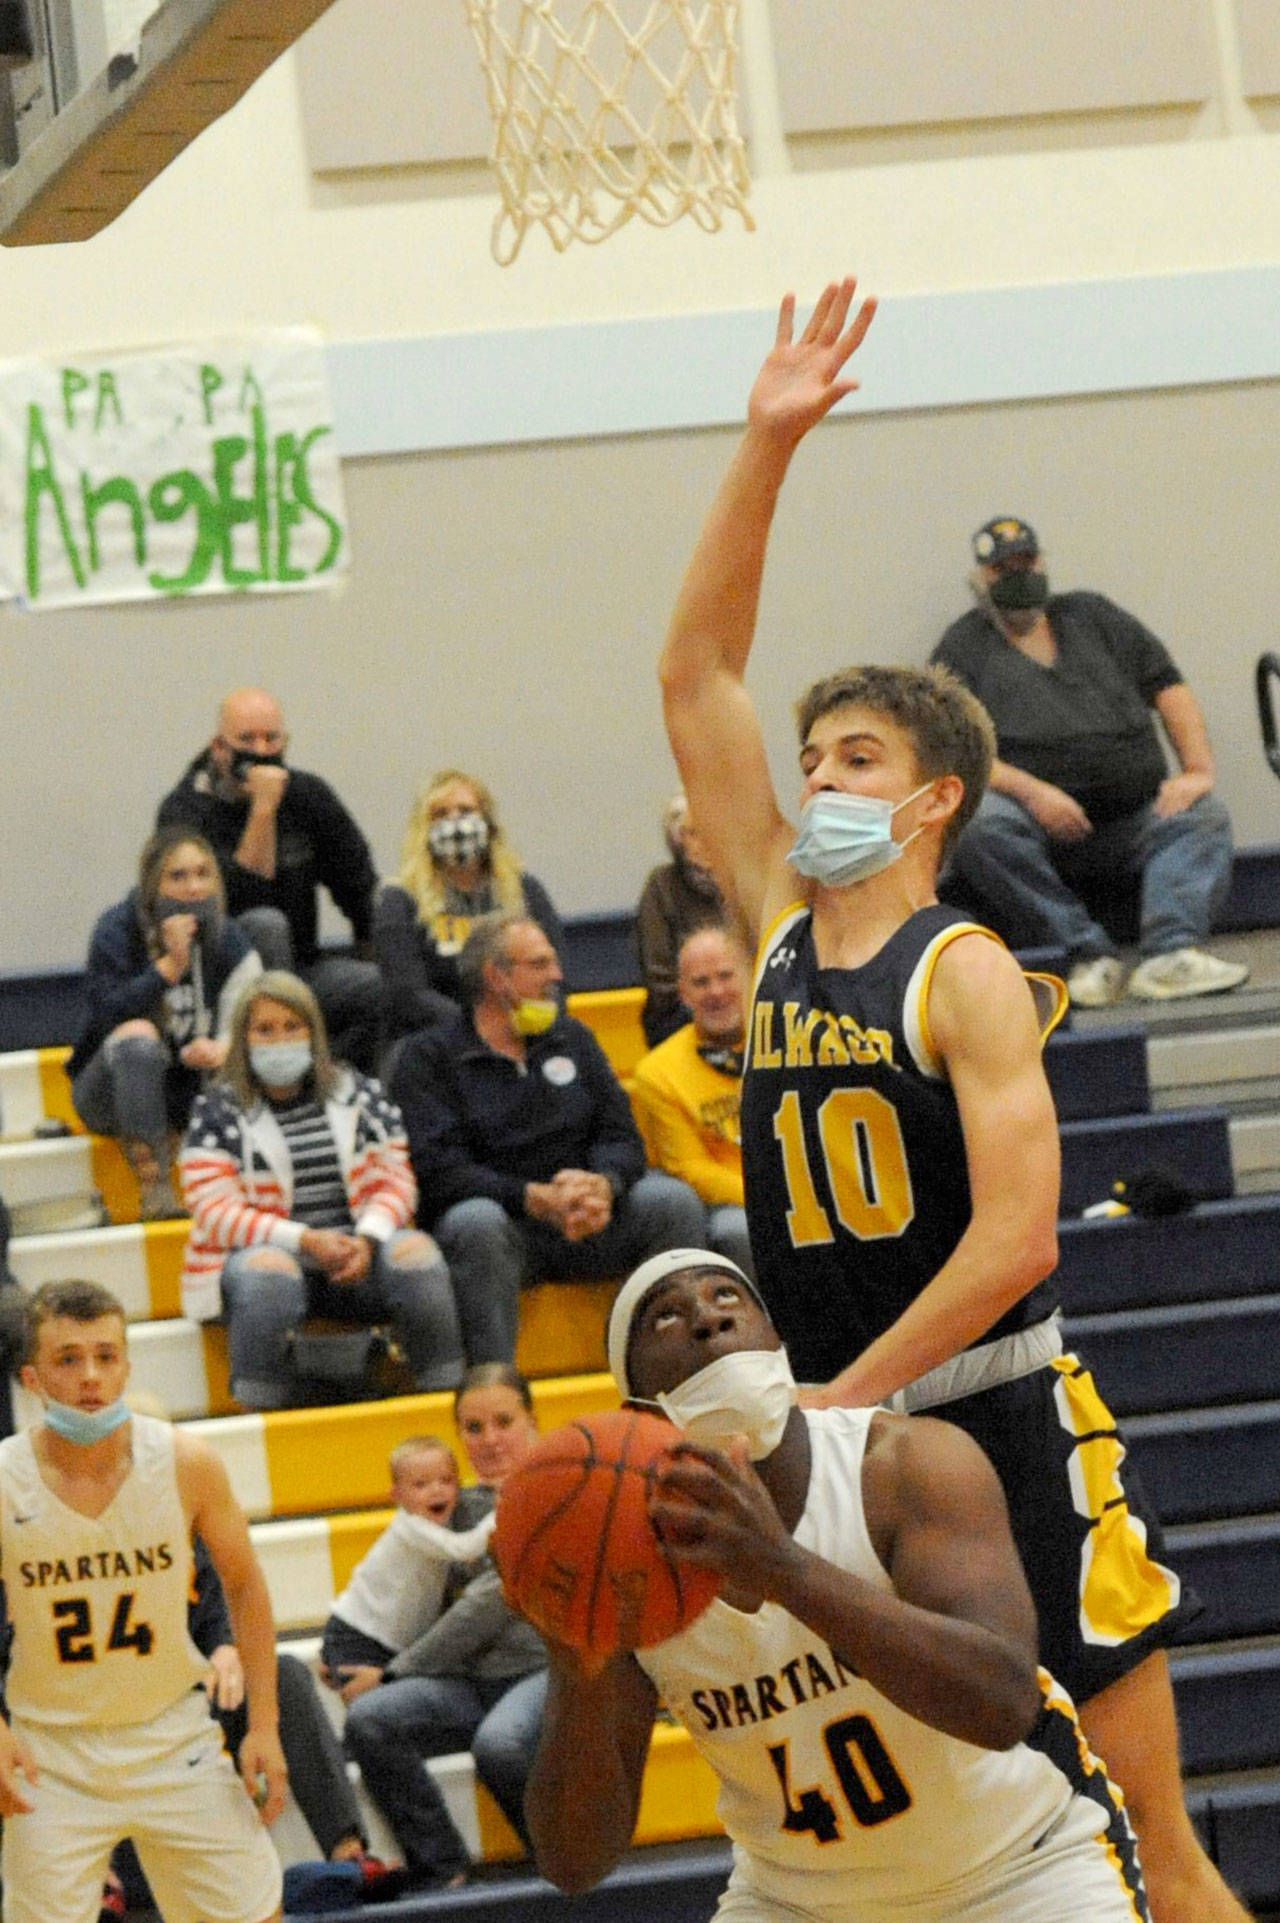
left=44, top=1398, right=131, bottom=1445
left=249, top=1040, right=313, bottom=1088
left=787, top=782, right=933, bottom=888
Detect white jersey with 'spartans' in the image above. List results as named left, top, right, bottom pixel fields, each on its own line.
left=0, top=1415, right=207, bottom=1727
left=638, top=1408, right=1122, bottom=1920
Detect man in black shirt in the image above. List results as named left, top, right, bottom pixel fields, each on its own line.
left=932, top=517, right=1246, bottom=1005
left=157, top=686, right=382, bottom=1066
left=390, top=913, right=707, bottom=1364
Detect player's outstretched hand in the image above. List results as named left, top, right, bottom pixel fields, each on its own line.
left=0, top=1721, right=39, bottom=1815
left=239, top=1727, right=288, bottom=1825
left=649, top=1441, right=801, bottom=1596
left=748, top=278, right=877, bottom=449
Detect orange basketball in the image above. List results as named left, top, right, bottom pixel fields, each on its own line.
left=493, top=1408, right=720, bottom=1662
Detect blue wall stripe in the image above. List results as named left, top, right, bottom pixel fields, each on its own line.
left=326, top=265, right=1280, bottom=459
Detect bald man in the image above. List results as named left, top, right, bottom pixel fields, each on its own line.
left=157, top=687, right=381, bottom=1070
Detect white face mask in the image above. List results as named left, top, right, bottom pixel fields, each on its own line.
left=647, top=1347, right=798, bottom=1461
left=787, top=781, right=932, bottom=889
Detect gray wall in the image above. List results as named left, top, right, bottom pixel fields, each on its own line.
left=4, top=373, right=1279, bottom=972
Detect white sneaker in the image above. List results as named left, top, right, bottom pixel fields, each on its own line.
left=1127, top=946, right=1251, bottom=1001
left=1067, top=955, right=1128, bottom=1007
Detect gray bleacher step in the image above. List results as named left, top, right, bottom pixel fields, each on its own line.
left=1166, top=1514, right=1280, bottom=1642
left=1185, top=1768, right=1280, bottom=1916
left=1055, top=1194, right=1280, bottom=1314
left=1227, top=1111, right=1280, bottom=1189
left=1147, top=1019, right=1280, bottom=1099
left=1061, top=1293, right=1280, bottom=1417
left=1123, top=1398, right=1280, bottom=1524
left=1058, top=1106, right=1234, bottom=1215
left=1170, top=1638, right=1280, bottom=1777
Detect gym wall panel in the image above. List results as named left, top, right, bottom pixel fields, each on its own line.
left=768, top=0, right=1215, bottom=135
left=1236, top=0, right=1280, bottom=98
left=294, top=0, right=492, bottom=170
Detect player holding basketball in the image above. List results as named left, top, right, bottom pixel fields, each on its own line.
left=655, top=279, right=1248, bottom=1923
left=526, top=1250, right=1150, bottom=1919
left=0, top=1279, right=286, bottom=1923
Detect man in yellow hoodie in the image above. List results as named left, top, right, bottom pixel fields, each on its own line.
left=631, top=925, right=754, bottom=1279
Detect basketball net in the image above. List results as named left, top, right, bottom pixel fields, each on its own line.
left=463, top=0, right=755, bottom=264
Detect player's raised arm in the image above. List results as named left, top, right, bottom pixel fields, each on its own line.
left=176, top=1432, right=287, bottom=1823
left=813, top=936, right=1060, bottom=1409
left=659, top=279, right=877, bottom=933
left=524, top=1645, right=659, bottom=1893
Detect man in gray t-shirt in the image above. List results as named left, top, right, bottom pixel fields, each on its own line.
left=931, top=516, right=1247, bottom=1006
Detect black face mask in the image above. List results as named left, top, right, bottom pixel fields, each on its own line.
left=229, top=748, right=286, bottom=783
left=152, top=893, right=221, bottom=938
left=988, top=569, right=1050, bottom=612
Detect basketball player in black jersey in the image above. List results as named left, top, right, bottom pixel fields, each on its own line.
left=657, top=277, right=1249, bottom=1923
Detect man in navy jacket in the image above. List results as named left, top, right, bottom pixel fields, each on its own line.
left=390, top=914, right=706, bottom=1364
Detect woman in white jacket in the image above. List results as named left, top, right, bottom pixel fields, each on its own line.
left=180, top=970, right=463, bottom=1409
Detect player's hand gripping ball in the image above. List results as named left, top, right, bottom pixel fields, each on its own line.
left=493, top=1408, right=721, bottom=1665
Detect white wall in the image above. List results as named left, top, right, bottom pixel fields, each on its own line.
left=1, top=1, right=1280, bottom=971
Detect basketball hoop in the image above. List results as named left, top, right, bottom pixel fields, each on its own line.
left=463, top=0, right=754, bottom=264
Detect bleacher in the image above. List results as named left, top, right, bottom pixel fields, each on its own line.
left=3, top=931, right=1280, bottom=1920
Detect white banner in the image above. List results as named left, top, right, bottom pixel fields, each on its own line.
left=0, top=328, right=348, bottom=610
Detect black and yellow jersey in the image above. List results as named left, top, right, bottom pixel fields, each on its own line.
left=740, top=901, right=1065, bottom=1383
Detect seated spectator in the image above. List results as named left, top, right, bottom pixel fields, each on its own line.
left=342, top=1365, right=547, bottom=1889
left=156, top=685, right=383, bottom=1069
left=391, top=914, right=707, bottom=1364
left=179, top=970, right=464, bottom=1410
left=630, top=924, right=753, bottom=1280
left=374, top=768, right=565, bottom=1048
left=933, top=516, right=1248, bottom=1006
left=68, top=826, right=262, bottom=1219
left=319, top=1435, right=494, bottom=1680
left=635, top=792, right=727, bottom=1046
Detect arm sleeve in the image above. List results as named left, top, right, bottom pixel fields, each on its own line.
left=372, top=885, right=459, bottom=1034
left=1083, top=593, right=1184, bottom=702
left=348, top=1080, right=418, bottom=1241
left=389, top=1033, right=529, bottom=1220
left=385, top=1567, right=514, bottom=1677
left=82, top=909, right=168, bottom=1038
left=397, top=1511, right=496, bottom=1562
left=179, top=1091, right=306, bottom=1254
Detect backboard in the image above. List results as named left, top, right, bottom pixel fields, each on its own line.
left=0, top=0, right=338, bottom=245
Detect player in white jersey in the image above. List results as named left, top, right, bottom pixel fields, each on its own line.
left=524, top=1250, right=1149, bottom=1922
left=0, top=1279, right=285, bottom=1923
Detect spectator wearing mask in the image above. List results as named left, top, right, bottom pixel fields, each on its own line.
left=156, top=686, right=382, bottom=1069
left=374, top=769, right=565, bottom=1048
left=390, top=914, right=707, bottom=1365
left=68, top=827, right=262, bottom=1218
left=630, top=925, right=754, bottom=1280
left=635, top=793, right=727, bottom=1047
left=933, top=518, right=1247, bottom=1007
left=180, top=971, right=463, bottom=1410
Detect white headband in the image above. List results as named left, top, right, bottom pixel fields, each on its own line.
left=607, top=1248, right=763, bottom=1398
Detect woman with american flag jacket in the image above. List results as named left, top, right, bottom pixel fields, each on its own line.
left=179, top=970, right=465, bottom=1410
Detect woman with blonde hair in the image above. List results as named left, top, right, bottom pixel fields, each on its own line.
left=374, top=769, right=565, bottom=1044
left=69, top=824, right=262, bottom=1217
left=179, top=970, right=463, bottom=1410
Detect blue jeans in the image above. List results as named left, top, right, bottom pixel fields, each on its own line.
left=220, top=1230, right=463, bottom=1408
left=434, top=1171, right=709, bottom=1363
left=948, top=788, right=1235, bottom=964
left=343, top=1669, right=548, bottom=1874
